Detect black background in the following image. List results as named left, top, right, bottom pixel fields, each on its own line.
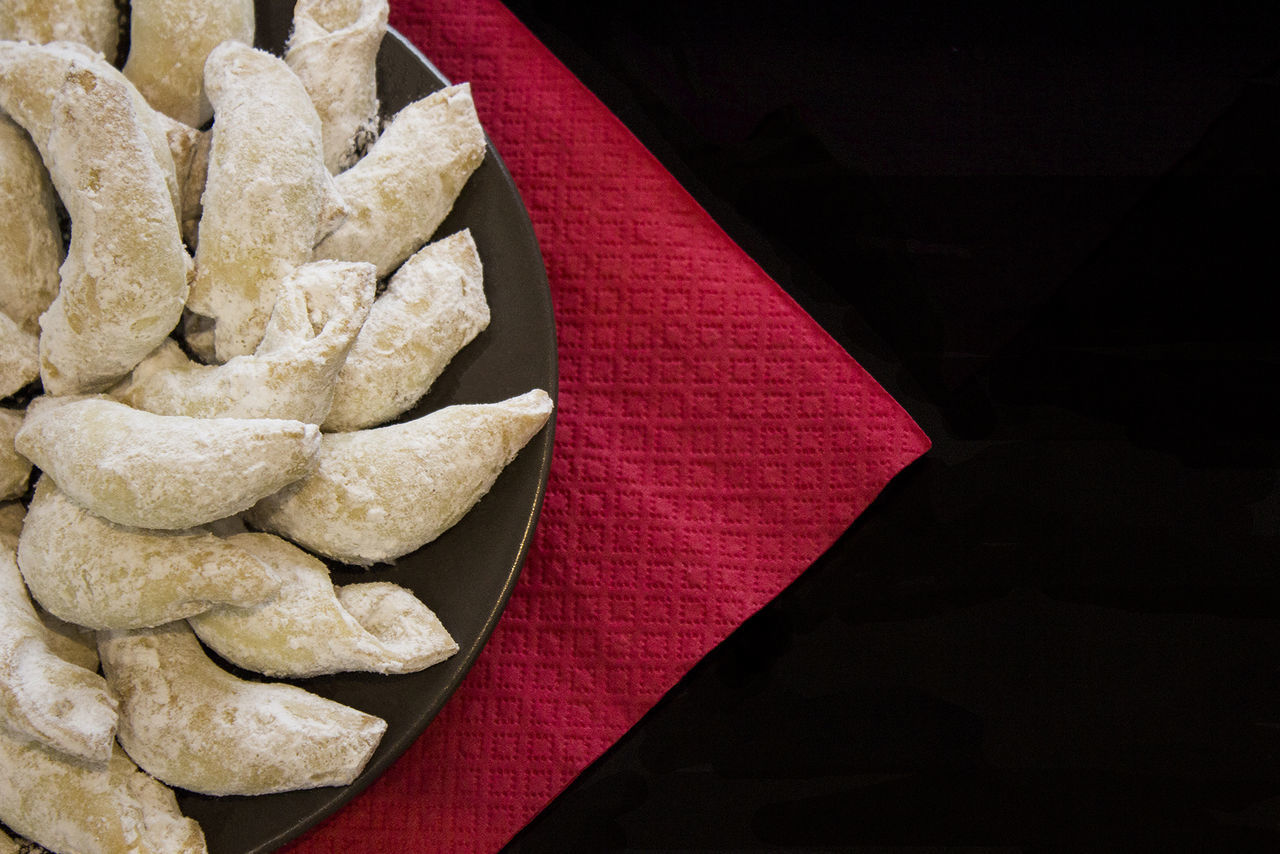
left=497, top=2, right=1280, bottom=850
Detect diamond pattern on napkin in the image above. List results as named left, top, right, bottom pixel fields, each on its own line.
left=286, top=1, right=930, bottom=851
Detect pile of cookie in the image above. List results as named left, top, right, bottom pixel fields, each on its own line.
left=0, top=2, right=552, bottom=851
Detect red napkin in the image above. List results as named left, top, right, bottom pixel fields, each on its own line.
left=287, top=1, right=930, bottom=851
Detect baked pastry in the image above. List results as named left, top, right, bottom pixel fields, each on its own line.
left=0, top=41, right=188, bottom=234
left=286, top=0, right=388, bottom=172
left=37, top=65, right=190, bottom=394
left=13, top=395, right=320, bottom=530
left=55, top=40, right=191, bottom=217
left=1, top=501, right=98, bottom=677
left=0, top=0, right=119, bottom=63
left=0, top=408, right=30, bottom=501
left=17, top=477, right=281, bottom=630
left=0, top=42, right=190, bottom=393
left=189, top=531, right=457, bottom=677
left=4, top=492, right=101, bottom=677
left=0, top=312, right=37, bottom=400
left=324, top=229, right=489, bottom=432
left=0, top=113, right=61, bottom=333
left=0, top=41, right=65, bottom=151
left=99, top=621, right=387, bottom=796
left=1, top=523, right=118, bottom=764
left=123, top=0, right=254, bottom=128
left=248, top=389, right=553, bottom=564
left=189, top=40, right=347, bottom=361
left=112, top=260, right=375, bottom=424
left=0, top=735, right=205, bottom=854
left=313, top=83, right=485, bottom=278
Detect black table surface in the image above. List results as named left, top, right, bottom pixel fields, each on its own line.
left=497, top=2, right=1280, bottom=850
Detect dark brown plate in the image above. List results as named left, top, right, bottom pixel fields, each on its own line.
left=178, top=6, right=557, bottom=853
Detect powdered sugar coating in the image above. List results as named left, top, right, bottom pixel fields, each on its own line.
left=337, top=581, right=459, bottom=668
left=113, top=260, right=375, bottom=424
left=123, top=0, right=255, bottom=128
left=189, top=531, right=457, bottom=677
left=286, top=0, right=388, bottom=173
left=99, top=621, right=387, bottom=797
left=14, top=395, right=320, bottom=530
left=249, top=389, right=553, bottom=565
left=190, top=41, right=347, bottom=361
left=17, top=477, right=281, bottom=630
left=0, top=735, right=205, bottom=853
left=0, top=0, right=119, bottom=63
left=312, top=83, right=486, bottom=278
left=324, top=229, right=489, bottom=431
left=0, top=43, right=191, bottom=394
left=5, top=41, right=190, bottom=221
left=0, top=531, right=118, bottom=764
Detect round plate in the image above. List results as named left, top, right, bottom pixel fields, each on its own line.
left=177, top=7, right=558, bottom=853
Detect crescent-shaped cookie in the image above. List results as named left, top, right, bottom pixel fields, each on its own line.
left=0, top=0, right=119, bottom=63
left=13, top=395, right=320, bottom=530
left=1, top=528, right=118, bottom=765
left=190, top=40, right=347, bottom=361
left=0, top=40, right=68, bottom=151
left=312, top=82, right=486, bottom=278
left=0, top=504, right=94, bottom=670
left=323, top=229, right=489, bottom=432
left=0, top=735, right=206, bottom=854
left=99, top=621, right=387, bottom=797
left=17, top=477, right=281, bottom=630
left=0, top=40, right=188, bottom=240
left=0, top=113, right=61, bottom=333
left=189, top=531, right=457, bottom=677
left=286, top=0, right=388, bottom=173
left=53, top=41, right=189, bottom=216
left=112, top=260, right=375, bottom=424
left=248, top=389, right=553, bottom=565
left=123, top=0, right=255, bottom=128
left=0, top=43, right=191, bottom=394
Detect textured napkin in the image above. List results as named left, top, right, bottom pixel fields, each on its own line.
left=286, top=1, right=930, bottom=851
